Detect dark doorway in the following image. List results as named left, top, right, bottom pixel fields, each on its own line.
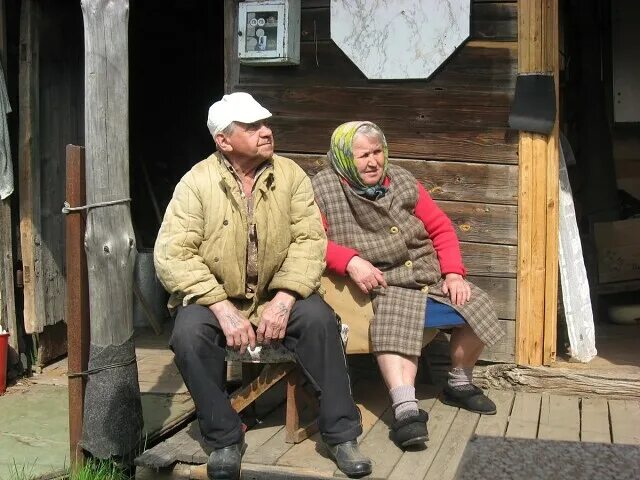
left=129, top=0, right=225, bottom=248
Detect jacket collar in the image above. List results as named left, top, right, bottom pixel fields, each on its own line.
left=214, top=151, right=275, bottom=195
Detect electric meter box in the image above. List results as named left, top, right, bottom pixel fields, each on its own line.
left=238, top=0, right=300, bottom=66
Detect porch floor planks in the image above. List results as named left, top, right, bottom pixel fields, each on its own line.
left=341, top=388, right=440, bottom=480
left=387, top=398, right=457, bottom=480
left=136, top=382, right=640, bottom=478
left=581, top=397, right=611, bottom=443
left=609, top=399, right=640, bottom=445
left=252, top=380, right=389, bottom=476
left=336, top=407, right=400, bottom=479
left=243, top=424, right=295, bottom=466
left=425, top=408, right=480, bottom=480
left=474, top=389, right=515, bottom=437
left=537, top=394, right=580, bottom=441
left=244, top=408, right=287, bottom=457
left=505, top=391, right=541, bottom=439
left=276, top=379, right=390, bottom=475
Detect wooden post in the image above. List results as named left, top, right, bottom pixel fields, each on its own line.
left=18, top=0, right=45, bottom=336
left=80, top=0, right=142, bottom=459
left=224, top=0, right=239, bottom=93
left=0, top=0, right=18, bottom=358
left=542, top=0, right=559, bottom=366
left=65, top=145, right=89, bottom=470
left=516, top=0, right=560, bottom=366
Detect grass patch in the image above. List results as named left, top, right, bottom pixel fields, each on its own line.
left=6, top=459, right=134, bottom=480
left=68, top=460, right=132, bottom=480
left=6, top=459, right=38, bottom=480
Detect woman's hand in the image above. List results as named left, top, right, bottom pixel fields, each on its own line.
left=441, top=273, right=471, bottom=306
left=346, top=256, right=388, bottom=294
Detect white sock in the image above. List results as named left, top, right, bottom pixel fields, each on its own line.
left=390, top=385, right=418, bottom=420
left=448, top=367, right=474, bottom=389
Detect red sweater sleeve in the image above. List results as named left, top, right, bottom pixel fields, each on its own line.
left=321, top=214, right=359, bottom=276
left=414, top=182, right=467, bottom=276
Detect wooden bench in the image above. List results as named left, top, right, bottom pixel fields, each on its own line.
left=226, top=343, right=320, bottom=444
left=225, top=273, right=438, bottom=444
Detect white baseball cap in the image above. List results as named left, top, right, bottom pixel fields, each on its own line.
left=206, top=92, right=272, bottom=136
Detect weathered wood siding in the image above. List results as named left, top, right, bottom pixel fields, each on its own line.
left=226, top=0, right=518, bottom=361
left=18, top=0, right=83, bottom=363
left=38, top=1, right=83, bottom=331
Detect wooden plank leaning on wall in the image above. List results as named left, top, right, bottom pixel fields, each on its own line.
left=0, top=0, right=18, bottom=357
left=516, top=0, right=559, bottom=366
left=19, top=0, right=45, bottom=337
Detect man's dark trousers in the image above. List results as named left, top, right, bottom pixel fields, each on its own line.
left=170, top=293, right=363, bottom=450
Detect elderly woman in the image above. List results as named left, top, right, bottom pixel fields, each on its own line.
left=312, top=121, right=505, bottom=448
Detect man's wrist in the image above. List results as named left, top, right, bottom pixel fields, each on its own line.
left=274, top=290, right=296, bottom=308
left=209, top=299, right=230, bottom=315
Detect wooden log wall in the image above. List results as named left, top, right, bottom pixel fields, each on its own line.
left=226, top=0, right=519, bottom=362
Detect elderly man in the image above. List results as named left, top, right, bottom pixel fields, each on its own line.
left=154, top=93, right=371, bottom=480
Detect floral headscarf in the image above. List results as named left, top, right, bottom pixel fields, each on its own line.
left=327, top=121, right=389, bottom=199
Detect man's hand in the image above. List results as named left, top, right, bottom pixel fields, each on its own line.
left=209, top=300, right=256, bottom=353
left=441, top=273, right=471, bottom=306
left=257, top=291, right=296, bottom=344
left=346, top=256, right=388, bottom=294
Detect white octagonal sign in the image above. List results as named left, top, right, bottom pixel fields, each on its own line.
left=331, top=0, right=470, bottom=80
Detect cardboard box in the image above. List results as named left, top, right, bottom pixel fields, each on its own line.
left=594, top=218, right=640, bottom=284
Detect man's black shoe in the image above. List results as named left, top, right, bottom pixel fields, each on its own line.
left=326, top=440, right=372, bottom=478
left=206, top=442, right=243, bottom=480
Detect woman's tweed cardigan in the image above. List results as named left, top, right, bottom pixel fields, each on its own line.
left=313, top=165, right=504, bottom=356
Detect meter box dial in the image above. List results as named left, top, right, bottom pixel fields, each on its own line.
left=238, top=0, right=300, bottom=65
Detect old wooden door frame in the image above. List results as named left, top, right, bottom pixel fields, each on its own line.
left=515, top=0, right=560, bottom=366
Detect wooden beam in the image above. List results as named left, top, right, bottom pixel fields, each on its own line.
left=19, top=0, right=45, bottom=335
left=515, top=0, right=559, bottom=366
left=224, top=0, right=239, bottom=93
left=542, top=0, right=559, bottom=366
left=82, top=0, right=135, bottom=347
left=81, top=0, right=142, bottom=459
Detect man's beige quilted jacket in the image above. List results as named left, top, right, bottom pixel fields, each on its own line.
left=154, top=152, right=327, bottom=323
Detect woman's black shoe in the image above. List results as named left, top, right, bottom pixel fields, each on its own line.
left=391, top=409, right=429, bottom=448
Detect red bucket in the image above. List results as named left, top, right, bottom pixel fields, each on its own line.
left=0, top=332, right=9, bottom=395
